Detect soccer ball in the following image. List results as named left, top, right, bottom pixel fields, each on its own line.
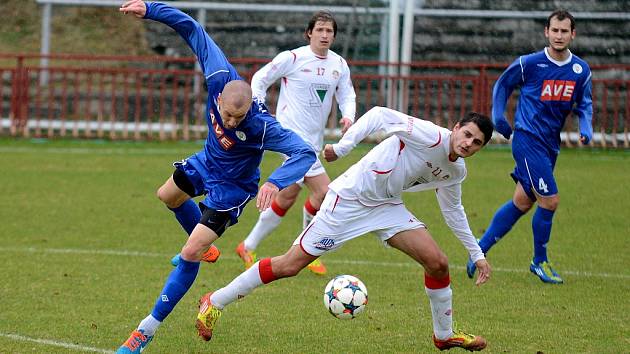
left=323, top=274, right=368, bottom=319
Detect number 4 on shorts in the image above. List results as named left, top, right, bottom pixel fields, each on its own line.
left=538, top=177, right=549, bottom=193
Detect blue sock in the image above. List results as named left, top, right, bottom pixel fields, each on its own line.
left=169, top=199, right=201, bottom=235
left=151, top=258, right=200, bottom=321
left=478, top=201, right=525, bottom=253
left=532, top=207, right=555, bottom=264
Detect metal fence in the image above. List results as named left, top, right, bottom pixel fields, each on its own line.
left=1, top=53, right=628, bottom=147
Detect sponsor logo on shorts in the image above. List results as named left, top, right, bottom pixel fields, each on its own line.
left=314, top=238, right=335, bottom=250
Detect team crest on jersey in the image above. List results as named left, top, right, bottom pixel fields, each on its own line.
left=235, top=131, right=247, bottom=141
left=540, top=80, right=575, bottom=102
left=332, top=70, right=340, bottom=79
left=572, top=63, right=583, bottom=74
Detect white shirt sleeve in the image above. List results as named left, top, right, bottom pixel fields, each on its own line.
left=332, top=106, right=442, bottom=158
left=332, top=106, right=411, bottom=157
left=335, top=58, right=356, bottom=121
left=435, top=184, right=485, bottom=263
left=251, top=50, right=295, bottom=101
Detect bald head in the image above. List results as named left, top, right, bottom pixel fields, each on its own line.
left=218, top=80, right=252, bottom=129
left=222, top=80, right=252, bottom=109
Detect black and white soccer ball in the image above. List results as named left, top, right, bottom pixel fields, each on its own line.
left=323, top=274, right=368, bottom=319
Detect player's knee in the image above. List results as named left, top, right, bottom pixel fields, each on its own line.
left=180, top=243, right=204, bottom=262
left=156, top=185, right=176, bottom=207
left=425, top=252, right=449, bottom=275
left=538, top=195, right=559, bottom=211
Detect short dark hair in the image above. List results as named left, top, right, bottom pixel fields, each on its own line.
left=457, top=112, right=494, bottom=145
left=546, top=9, right=575, bottom=31
left=304, top=10, right=337, bottom=41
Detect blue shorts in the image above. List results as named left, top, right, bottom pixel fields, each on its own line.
left=173, top=151, right=254, bottom=224
left=510, top=131, right=558, bottom=201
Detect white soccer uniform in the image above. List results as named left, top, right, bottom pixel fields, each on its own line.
left=294, top=107, right=485, bottom=263
left=251, top=45, right=356, bottom=177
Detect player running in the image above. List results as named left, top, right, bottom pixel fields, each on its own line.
left=236, top=10, right=356, bottom=276
left=466, top=9, right=593, bottom=284
left=115, top=2, right=315, bottom=353
left=196, top=107, right=494, bottom=351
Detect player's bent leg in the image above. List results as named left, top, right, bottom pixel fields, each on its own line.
left=197, top=246, right=316, bottom=340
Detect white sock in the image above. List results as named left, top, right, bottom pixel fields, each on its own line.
left=211, top=261, right=264, bottom=309
left=302, top=206, right=316, bottom=229
left=425, top=286, right=453, bottom=340
left=243, top=207, right=283, bottom=251
left=137, top=314, right=161, bottom=336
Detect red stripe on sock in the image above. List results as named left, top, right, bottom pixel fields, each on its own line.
left=270, top=200, right=288, bottom=217
left=258, top=258, right=277, bottom=284
left=424, top=273, right=451, bottom=289
left=304, top=199, right=318, bottom=215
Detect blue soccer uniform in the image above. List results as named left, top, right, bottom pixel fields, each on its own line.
left=145, top=2, right=315, bottom=222
left=493, top=47, right=593, bottom=199
left=117, top=3, right=315, bottom=353
left=466, top=38, right=594, bottom=285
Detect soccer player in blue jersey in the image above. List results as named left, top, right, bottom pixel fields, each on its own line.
left=466, top=9, right=593, bottom=284
left=115, top=1, right=316, bottom=353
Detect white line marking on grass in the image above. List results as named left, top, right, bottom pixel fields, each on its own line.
left=0, top=146, right=189, bottom=156
left=0, top=332, right=113, bottom=353
left=1, top=246, right=629, bottom=280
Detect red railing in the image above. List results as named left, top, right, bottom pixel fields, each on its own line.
left=1, top=53, right=628, bottom=147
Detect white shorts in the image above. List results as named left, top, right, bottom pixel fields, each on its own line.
left=283, top=154, right=326, bottom=185
left=293, top=191, right=425, bottom=256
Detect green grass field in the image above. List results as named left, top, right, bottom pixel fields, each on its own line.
left=0, top=138, right=628, bottom=353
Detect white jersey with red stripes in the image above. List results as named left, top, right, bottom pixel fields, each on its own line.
left=330, top=106, right=466, bottom=206
left=329, top=106, right=482, bottom=262
left=251, top=45, right=356, bottom=152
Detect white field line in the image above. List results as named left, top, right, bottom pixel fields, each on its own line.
left=0, top=246, right=628, bottom=280
left=0, top=332, right=113, bottom=353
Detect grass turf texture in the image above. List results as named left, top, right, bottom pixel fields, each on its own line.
left=0, top=138, right=628, bottom=353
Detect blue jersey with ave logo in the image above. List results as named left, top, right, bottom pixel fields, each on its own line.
left=492, top=48, right=593, bottom=152
left=145, top=3, right=315, bottom=198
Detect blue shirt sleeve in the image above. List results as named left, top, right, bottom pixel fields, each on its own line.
left=144, top=2, right=237, bottom=92
left=492, top=57, right=523, bottom=137
left=574, top=70, right=593, bottom=143
left=261, top=120, right=317, bottom=190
